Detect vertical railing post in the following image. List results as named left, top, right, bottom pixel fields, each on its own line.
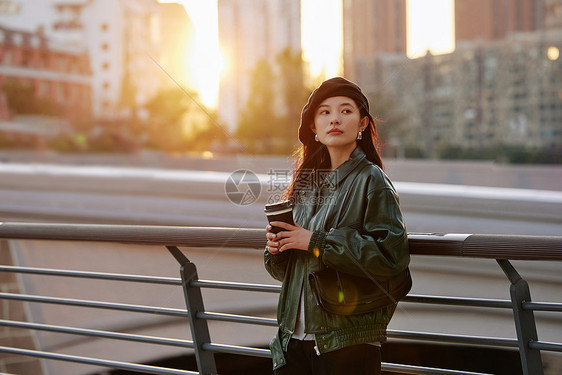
left=497, top=259, right=543, bottom=375
left=167, top=246, right=217, bottom=375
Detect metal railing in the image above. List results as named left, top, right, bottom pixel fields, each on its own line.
left=0, top=222, right=561, bottom=375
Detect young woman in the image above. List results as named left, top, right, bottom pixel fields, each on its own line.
left=264, top=77, right=410, bottom=375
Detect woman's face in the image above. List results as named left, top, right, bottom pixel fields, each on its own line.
left=312, top=96, right=368, bottom=150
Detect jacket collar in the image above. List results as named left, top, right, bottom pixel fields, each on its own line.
left=323, top=146, right=367, bottom=188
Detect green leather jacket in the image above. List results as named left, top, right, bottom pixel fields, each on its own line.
left=264, top=147, right=410, bottom=371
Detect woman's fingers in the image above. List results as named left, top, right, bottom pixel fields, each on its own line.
left=269, top=221, right=295, bottom=231
left=265, top=225, right=277, bottom=241
left=267, top=246, right=280, bottom=254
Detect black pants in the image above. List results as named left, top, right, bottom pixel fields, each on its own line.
left=274, top=339, right=381, bottom=375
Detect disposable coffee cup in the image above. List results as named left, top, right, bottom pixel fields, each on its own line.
left=264, top=200, right=294, bottom=234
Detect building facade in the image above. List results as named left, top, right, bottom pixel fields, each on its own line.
left=455, top=0, right=545, bottom=43
left=0, top=0, right=163, bottom=120
left=368, top=31, right=562, bottom=157
left=342, top=0, right=407, bottom=82
left=345, top=0, right=562, bottom=158
left=217, top=0, right=301, bottom=130
left=546, top=0, right=562, bottom=29
left=0, top=24, right=91, bottom=126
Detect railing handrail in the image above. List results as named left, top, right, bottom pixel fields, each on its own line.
left=1, top=222, right=562, bottom=261
left=2, top=222, right=562, bottom=374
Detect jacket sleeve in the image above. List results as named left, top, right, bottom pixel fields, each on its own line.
left=308, top=181, right=410, bottom=280
left=264, top=248, right=291, bottom=282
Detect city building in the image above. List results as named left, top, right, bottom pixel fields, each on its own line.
left=217, top=0, right=301, bottom=130
left=342, top=0, right=407, bottom=82
left=0, top=23, right=91, bottom=138
left=546, top=0, right=562, bottom=29
left=455, top=0, right=545, bottom=43
left=345, top=0, right=562, bottom=158
left=0, top=0, right=162, bottom=120
left=367, top=31, right=562, bottom=157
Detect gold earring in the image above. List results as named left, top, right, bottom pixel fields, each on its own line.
left=357, top=131, right=362, bottom=140
left=315, top=134, right=319, bottom=142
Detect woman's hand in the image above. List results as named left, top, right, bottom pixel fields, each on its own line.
left=265, top=221, right=313, bottom=254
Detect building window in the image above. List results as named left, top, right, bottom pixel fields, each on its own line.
left=3, top=50, right=11, bottom=65
left=12, top=33, right=23, bottom=45
left=38, top=81, right=49, bottom=97
left=56, top=84, right=65, bottom=103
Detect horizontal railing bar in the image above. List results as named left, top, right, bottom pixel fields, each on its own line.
left=388, top=330, right=518, bottom=348
left=202, top=343, right=272, bottom=358
left=192, top=279, right=281, bottom=293
left=529, top=340, right=562, bottom=352
left=382, top=361, right=491, bottom=375
left=523, top=301, right=562, bottom=312
left=0, top=265, right=182, bottom=285
left=0, top=320, right=194, bottom=349
left=197, top=312, right=278, bottom=327
left=0, top=222, right=267, bottom=248
left=0, top=293, right=188, bottom=317
left=6, top=266, right=555, bottom=311
left=402, top=295, right=512, bottom=309
left=407, top=233, right=562, bottom=260
left=0, top=346, right=198, bottom=375
left=1, top=222, right=562, bottom=260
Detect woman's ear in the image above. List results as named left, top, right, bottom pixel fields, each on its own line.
left=360, top=116, right=369, bottom=132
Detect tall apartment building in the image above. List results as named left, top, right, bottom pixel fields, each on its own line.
left=217, top=0, right=301, bottom=130
left=370, top=32, right=562, bottom=157
left=455, top=0, right=545, bottom=43
left=342, top=0, right=407, bottom=82
left=0, top=0, right=163, bottom=119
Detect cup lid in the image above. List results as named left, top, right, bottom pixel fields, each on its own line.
left=264, top=200, right=292, bottom=212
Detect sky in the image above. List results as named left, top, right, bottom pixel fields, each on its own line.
left=159, top=0, right=455, bottom=107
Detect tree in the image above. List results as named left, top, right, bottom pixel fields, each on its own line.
left=2, top=79, right=62, bottom=116
left=276, top=48, right=312, bottom=153
left=236, top=59, right=283, bottom=153
left=143, top=87, right=215, bottom=152
left=236, top=49, right=312, bottom=154
left=369, top=91, right=408, bottom=158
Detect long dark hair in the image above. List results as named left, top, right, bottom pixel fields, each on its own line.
left=285, top=111, right=383, bottom=203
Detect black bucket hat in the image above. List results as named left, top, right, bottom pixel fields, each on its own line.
left=298, top=77, right=370, bottom=144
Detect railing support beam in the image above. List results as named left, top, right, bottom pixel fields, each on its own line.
left=497, top=259, right=543, bottom=375
left=168, top=246, right=217, bottom=375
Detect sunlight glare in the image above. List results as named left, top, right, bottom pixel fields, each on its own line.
left=159, top=0, right=221, bottom=108
left=407, top=0, right=455, bottom=58
left=301, top=0, right=343, bottom=80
